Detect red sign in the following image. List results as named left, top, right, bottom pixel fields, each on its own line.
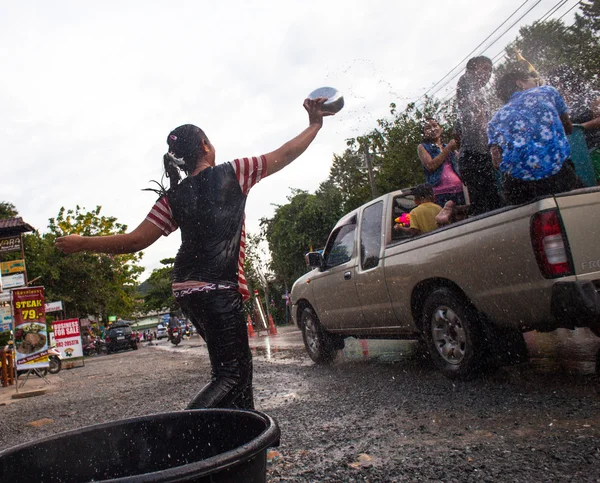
left=12, top=286, right=49, bottom=370
left=13, top=286, right=45, bottom=325
left=52, top=319, right=83, bottom=360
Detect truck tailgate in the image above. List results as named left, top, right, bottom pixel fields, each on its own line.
left=555, top=188, right=600, bottom=276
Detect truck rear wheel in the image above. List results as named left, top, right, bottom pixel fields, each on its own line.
left=300, top=306, right=341, bottom=364
left=422, top=288, right=483, bottom=379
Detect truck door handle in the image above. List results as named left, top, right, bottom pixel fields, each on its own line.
left=344, top=271, right=352, bottom=280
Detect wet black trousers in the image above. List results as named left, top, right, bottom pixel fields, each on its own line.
left=177, top=289, right=254, bottom=410
left=459, top=150, right=504, bottom=215
left=502, top=159, right=584, bottom=205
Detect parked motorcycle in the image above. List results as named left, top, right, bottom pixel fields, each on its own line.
left=83, top=338, right=107, bottom=356
left=48, top=347, right=62, bottom=374
left=169, top=326, right=182, bottom=346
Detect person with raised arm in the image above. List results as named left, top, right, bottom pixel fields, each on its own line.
left=56, top=97, right=335, bottom=410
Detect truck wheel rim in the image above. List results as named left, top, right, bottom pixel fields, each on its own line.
left=431, top=306, right=466, bottom=365
left=304, top=314, right=319, bottom=354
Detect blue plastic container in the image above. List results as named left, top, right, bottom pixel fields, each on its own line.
left=567, top=125, right=597, bottom=187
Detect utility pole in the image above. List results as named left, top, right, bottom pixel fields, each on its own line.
left=363, top=143, right=379, bottom=200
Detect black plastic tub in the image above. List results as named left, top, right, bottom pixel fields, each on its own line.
left=0, top=409, right=280, bottom=482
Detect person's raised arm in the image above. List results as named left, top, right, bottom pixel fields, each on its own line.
left=55, top=219, right=163, bottom=254
left=418, top=140, right=457, bottom=172
left=263, top=97, right=334, bottom=176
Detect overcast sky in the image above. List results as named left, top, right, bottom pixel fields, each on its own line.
left=0, top=0, right=578, bottom=279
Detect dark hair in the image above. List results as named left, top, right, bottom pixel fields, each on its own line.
left=413, top=184, right=434, bottom=200
left=496, top=71, right=530, bottom=103
left=144, top=124, right=210, bottom=197
left=466, top=56, right=492, bottom=71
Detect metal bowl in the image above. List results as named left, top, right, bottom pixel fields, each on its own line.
left=308, top=86, right=344, bottom=113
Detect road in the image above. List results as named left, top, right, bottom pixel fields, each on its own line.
left=1, top=325, right=600, bottom=482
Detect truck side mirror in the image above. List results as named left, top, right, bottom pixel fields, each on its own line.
left=305, top=252, right=323, bottom=269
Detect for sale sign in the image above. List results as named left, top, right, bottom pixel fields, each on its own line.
left=12, top=286, right=49, bottom=370
left=52, top=318, right=83, bottom=362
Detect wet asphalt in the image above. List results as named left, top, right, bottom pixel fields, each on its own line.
left=1, top=325, right=599, bottom=482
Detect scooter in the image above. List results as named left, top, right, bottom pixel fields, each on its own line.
left=48, top=347, right=62, bottom=374
left=83, top=338, right=107, bottom=356
left=169, top=326, right=182, bottom=346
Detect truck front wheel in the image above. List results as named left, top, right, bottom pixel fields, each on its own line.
left=422, top=288, right=483, bottom=379
left=300, top=307, right=341, bottom=364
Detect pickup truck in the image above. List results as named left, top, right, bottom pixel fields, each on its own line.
left=290, top=187, right=600, bottom=379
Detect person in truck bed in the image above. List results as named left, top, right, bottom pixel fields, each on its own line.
left=394, top=184, right=442, bottom=236
left=488, top=71, right=582, bottom=204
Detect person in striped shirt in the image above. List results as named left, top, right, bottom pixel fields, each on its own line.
left=56, top=96, right=335, bottom=410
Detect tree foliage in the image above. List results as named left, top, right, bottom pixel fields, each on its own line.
left=23, top=206, right=144, bottom=321
left=142, top=258, right=177, bottom=312
left=0, top=201, right=18, bottom=220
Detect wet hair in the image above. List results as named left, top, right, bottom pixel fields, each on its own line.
left=466, top=56, right=492, bottom=71
left=145, top=124, right=210, bottom=196
left=496, top=71, right=531, bottom=103
left=412, top=184, right=434, bottom=200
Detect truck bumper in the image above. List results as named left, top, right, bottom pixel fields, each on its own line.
left=551, top=281, right=600, bottom=326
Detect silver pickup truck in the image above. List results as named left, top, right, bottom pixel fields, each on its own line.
left=290, top=187, right=600, bottom=379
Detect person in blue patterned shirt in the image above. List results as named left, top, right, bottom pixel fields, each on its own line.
left=488, top=71, right=582, bottom=204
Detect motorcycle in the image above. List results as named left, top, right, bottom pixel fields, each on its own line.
left=48, top=347, right=62, bottom=374
left=83, top=338, right=107, bottom=356
left=184, top=326, right=191, bottom=339
left=169, top=326, right=182, bottom=346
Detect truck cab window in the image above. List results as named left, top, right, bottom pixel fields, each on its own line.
left=360, top=201, right=383, bottom=270
left=323, top=224, right=356, bottom=268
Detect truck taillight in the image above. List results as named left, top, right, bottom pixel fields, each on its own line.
left=531, top=209, right=573, bottom=278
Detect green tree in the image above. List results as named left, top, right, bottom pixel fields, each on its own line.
left=0, top=201, right=18, bottom=220
left=143, top=258, right=177, bottom=312
left=24, top=206, right=144, bottom=321
left=261, top=189, right=343, bottom=286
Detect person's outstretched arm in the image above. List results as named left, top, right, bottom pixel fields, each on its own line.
left=263, top=97, right=334, bottom=176
left=55, top=219, right=163, bottom=254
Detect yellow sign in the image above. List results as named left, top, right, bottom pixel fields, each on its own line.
left=1, top=259, right=25, bottom=275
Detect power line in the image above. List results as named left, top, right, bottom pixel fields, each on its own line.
left=423, top=0, right=545, bottom=102
left=425, top=0, right=580, bottom=106
left=438, top=0, right=583, bottom=103
left=416, top=0, right=533, bottom=103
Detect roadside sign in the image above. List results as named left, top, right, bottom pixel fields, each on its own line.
left=12, top=286, right=49, bottom=370
left=45, top=301, right=63, bottom=313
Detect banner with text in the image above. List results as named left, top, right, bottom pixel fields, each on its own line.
left=1, top=259, right=25, bottom=276
left=12, top=286, right=49, bottom=370
left=52, top=318, right=83, bottom=363
left=0, top=305, right=12, bottom=332
left=0, top=235, right=21, bottom=254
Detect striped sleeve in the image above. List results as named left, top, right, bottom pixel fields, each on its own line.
left=145, top=196, right=178, bottom=236
left=237, top=217, right=250, bottom=302
left=231, top=155, right=268, bottom=195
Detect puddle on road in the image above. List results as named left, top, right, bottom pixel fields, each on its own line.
left=524, top=328, right=600, bottom=375
left=252, top=328, right=600, bottom=376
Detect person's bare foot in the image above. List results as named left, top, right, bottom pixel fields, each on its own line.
left=436, top=200, right=455, bottom=226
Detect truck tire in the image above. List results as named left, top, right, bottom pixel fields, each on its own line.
left=300, top=306, right=340, bottom=364
left=422, top=288, right=483, bottom=379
